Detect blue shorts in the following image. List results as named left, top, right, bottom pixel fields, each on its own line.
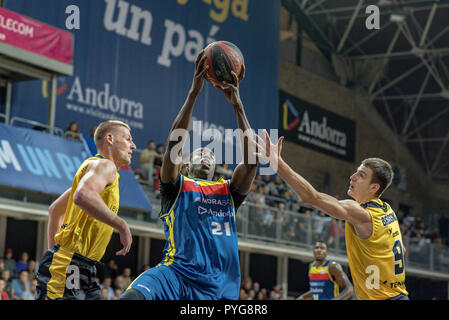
left=127, top=265, right=217, bottom=300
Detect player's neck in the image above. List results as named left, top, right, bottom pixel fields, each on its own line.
left=355, top=193, right=378, bottom=205
left=97, top=150, right=120, bottom=170
left=314, top=259, right=326, bottom=267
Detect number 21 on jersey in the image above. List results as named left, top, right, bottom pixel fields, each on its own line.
left=211, top=221, right=231, bottom=236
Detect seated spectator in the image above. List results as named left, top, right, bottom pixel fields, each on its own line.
left=268, top=175, right=286, bottom=197
left=21, top=279, right=37, bottom=300
left=0, top=279, right=9, bottom=300
left=312, top=211, right=332, bottom=243
left=100, top=277, right=115, bottom=300
left=112, top=288, right=123, bottom=300
left=272, top=284, right=281, bottom=299
left=329, top=218, right=344, bottom=246
left=241, top=277, right=253, bottom=295
left=65, top=121, right=81, bottom=141
left=114, top=275, right=127, bottom=291
left=255, top=291, right=265, bottom=300
left=153, top=144, right=165, bottom=169
left=16, top=251, right=29, bottom=274
left=27, top=260, right=37, bottom=281
left=396, top=209, right=405, bottom=225
left=1, top=269, right=12, bottom=298
left=253, top=281, right=260, bottom=296
left=261, top=207, right=275, bottom=238
left=153, top=167, right=161, bottom=194
left=11, top=270, right=30, bottom=300
left=258, top=288, right=267, bottom=300
left=261, top=174, right=272, bottom=186
left=239, top=288, right=248, bottom=300
left=100, top=287, right=110, bottom=300
left=4, top=248, right=17, bottom=279
left=121, top=267, right=133, bottom=289
left=139, top=140, right=158, bottom=179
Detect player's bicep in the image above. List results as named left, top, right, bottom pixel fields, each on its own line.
left=330, top=263, right=349, bottom=288
left=339, top=199, right=372, bottom=226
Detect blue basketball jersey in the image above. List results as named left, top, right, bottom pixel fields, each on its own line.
left=157, top=174, right=242, bottom=300
left=308, top=259, right=342, bottom=300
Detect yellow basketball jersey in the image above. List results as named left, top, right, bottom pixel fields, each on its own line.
left=54, top=155, right=120, bottom=261
left=345, top=198, right=408, bottom=300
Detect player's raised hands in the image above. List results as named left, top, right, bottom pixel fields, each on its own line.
left=214, top=70, right=242, bottom=106
left=191, top=50, right=209, bottom=94
left=254, top=129, right=284, bottom=171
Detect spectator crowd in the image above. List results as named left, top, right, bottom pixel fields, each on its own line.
left=239, top=276, right=286, bottom=300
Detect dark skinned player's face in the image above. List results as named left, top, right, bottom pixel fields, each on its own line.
left=188, top=148, right=216, bottom=180
left=313, top=242, right=328, bottom=262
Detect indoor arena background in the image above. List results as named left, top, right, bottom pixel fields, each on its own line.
left=0, top=0, right=448, bottom=301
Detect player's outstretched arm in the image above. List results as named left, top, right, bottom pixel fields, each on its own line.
left=47, top=187, right=72, bottom=249
left=255, top=130, right=372, bottom=238
left=215, top=68, right=257, bottom=194
left=160, top=50, right=209, bottom=184
left=73, top=159, right=132, bottom=256
left=329, top=261, right=354, bottom=300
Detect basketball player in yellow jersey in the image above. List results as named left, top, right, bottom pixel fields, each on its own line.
left=35, top=120, right=135, bottom=300
left=255, top=131, right=409, bottom=300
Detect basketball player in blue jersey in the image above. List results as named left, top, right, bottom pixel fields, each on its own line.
left=119, top=50, right=257, bottom=300
left=297, top=240, right=353, bottom=300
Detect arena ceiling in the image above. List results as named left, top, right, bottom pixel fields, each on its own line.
left=282, top=0, right=449, bottom=185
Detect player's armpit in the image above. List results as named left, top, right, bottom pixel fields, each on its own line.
left=230, top=162, right=257, bottom=195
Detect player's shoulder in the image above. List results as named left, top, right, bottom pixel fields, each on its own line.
left=338, top=199, right=369, bottom=216
left=328, top=260, right=342, bottom=270
left=88, top=157, right=116, bottom=171
left=328, top=260, right=345, bottom=276
left=83, top=158, right=117, bottom=181
left=338, top=199, right=361, bottom=208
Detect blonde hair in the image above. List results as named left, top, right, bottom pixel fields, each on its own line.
left=94, top=120, right=130, bottom=150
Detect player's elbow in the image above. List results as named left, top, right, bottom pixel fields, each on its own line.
left=48, top=202, right=57, bottom=216
left=73, top=189, right=89, bottom=207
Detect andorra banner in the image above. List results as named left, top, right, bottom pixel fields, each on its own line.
left=0, top=123, right=152, bottom=211
left=3, top=0, right=280, bottom=159
left=279, top=90, right=356, bottom=163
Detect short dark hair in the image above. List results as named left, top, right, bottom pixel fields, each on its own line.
left=362, top=158, right=393, bottom=197
left=314, top=239, right=328, bottom=248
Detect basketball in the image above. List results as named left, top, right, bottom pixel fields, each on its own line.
left=202, top=41, right=245, bottom=86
